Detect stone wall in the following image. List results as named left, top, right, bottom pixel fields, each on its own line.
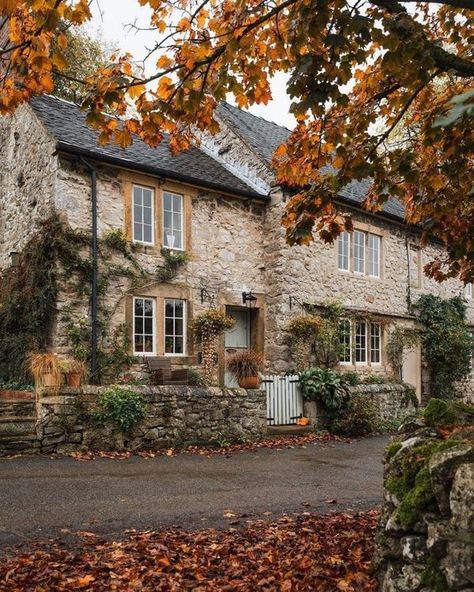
left=36, top=385, right=267, bottom=453
left=304, top=382, right=417, bottom=427
left=377, top=419, right=474, bottom=591
left=0, top=104, right=57, bottom=269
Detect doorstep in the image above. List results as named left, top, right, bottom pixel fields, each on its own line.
left=267, top=425, right=313, bottom=436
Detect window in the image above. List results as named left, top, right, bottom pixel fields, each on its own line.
left=368, top=234, right=381, bottom=278
left=339, top=320, right=352, bottom=363
left=163, top=191, right=184, bottom=250
left=164, top=299, right=186, bottom=355
left=337, top=230, right=382, bottom=277
left=355, top=321, right=367, bottom=363
left=338, top=232, right=350, bottom=271
left=132, top=185, right=154, bottom=245
left=370, top=323, right=382, bottom=364
left=353, top=231, right=366, bottom=274
left=133, top=297, right=155, bottom=355
left=464, top=283, right=472, bottom=299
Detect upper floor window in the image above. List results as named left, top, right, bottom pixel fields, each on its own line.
left=133, top=297, right=155, bottom=355
left=164, top=298, right=186, bottom=355
left=132, top=185, right=154, bottom=245
left=338, top=232, right=350, bottom=272
left=337, top=230, right=381, bottom=278
left=163, top=191, right=184, bottom=250
left=464, top=283, right=472, bottom=299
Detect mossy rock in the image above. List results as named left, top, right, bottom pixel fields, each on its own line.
left=423, top=398, right=474, bottom=427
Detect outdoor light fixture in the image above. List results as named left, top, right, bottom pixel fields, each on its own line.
left=200, top=287, right=216, bottom=307
left=242, top=291, right=257, bottom=308
left=9, top=251, right=19, bottom=267
left=289, top=296, right=306, bottom=311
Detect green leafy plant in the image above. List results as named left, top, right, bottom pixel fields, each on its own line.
left=92, top=386, right=146, bottom=433
left=340, top=371, right=359, bottom=386
left=187, top=368, right=205, bottom=386
left=298, top=367, right=349, bottom=415
left=364, top=373, right=386, bottom=384
left=386, top=326, right=420, bottom=380
left=157, top=248, right=189, bottom=282
left=416, top=295, right=473, bottom=398
left=0, top=378, right=34, bottom=392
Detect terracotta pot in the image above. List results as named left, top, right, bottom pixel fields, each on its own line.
left=42, top=372, right=60, bottom=387
left=67, top=372, right=82, bottom=387
left=238, top=375, right=261, bottom=389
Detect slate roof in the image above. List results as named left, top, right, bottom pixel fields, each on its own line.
left=30, top=95, right=267, bottom=200
left=217, top=102, right=406, bottom=222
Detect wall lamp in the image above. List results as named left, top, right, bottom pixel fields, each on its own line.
left=289, top=295, right=307, bottom=311
left=242, top=291, right=258, bottom=308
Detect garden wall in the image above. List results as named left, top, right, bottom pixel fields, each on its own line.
left=36, top=385, right=267, bottom=453
left=377, top=419, right=474, bottom=591
left=304, top=383, right=417, bottom=428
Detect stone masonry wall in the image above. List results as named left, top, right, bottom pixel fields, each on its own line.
left=0, top=104, right=57, bottom=269
left=377, top=420, right=474, bottom=591
left=304, top=382, right=417, bottom=427
left=37, top=385, right=267, bottom=453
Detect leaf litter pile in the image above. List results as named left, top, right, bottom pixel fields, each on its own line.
left=68, top=433, right=351, bottom=461
left=0, top=511, right=379, bottom=591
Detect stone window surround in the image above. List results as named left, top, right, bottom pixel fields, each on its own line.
left=336, top=221, right=385, bottom=280
left=126, top=284, right=193, bottom=360
left=122, top=170, right=193, bottom=255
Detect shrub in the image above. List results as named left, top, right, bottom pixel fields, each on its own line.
left=193, top=309, right=235, bottom=384
left=340, top=371, right=359, bottom=386
left=298, top=367, right=348, bottom=415
left=286, top=315, right=321, bottom=371
left=329, top=393, right=379, bottom=437
left=92, top=386, right=146, bottom=433
left=423, top=398, right=459, bottom=426
left=364, top=373, right=386, bottom=384
left=226, top=350, right=264, bottom=382
left=188, top=368, right=205, bottom=386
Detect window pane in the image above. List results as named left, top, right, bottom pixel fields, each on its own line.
left=135, top=317, right=144, bottom=334
left=173, top=231, right=183, bottom=250
left=355, top=322, right=367, bottom=363
left=144, top=299, right=153, bottom=316
left=134, top=335, right=144, bottom=352
left=164, top=211, right=172, bottom=232
left=143, top=206, right=152, bottom=225
left=338, top=232, right=350, bottom=271
left=175, top=318, right=183, bottom=336
left=173, top=194, right=182, bottom=211
left=353, top=231, right=366, bottom=274
left=134, top=223, right=143, bottom=242
left=134, top=204, right=142, bottom=223
left=368, top=234, right=380, bottom=277
left=143, top=190, right=152, bottom=208
left=134, top=299, right=143, bottom=316
left=144, top=317, right=153, bottom=335
left=164, top=193, right=172, bottom=211
left=165, top=318, right=174, bottom=336
left=174, top=300, right=184, bottom=317
left=370, top=323, right=381, bottom=364
left=144, top=336, right=153, bottom=353
left=175, top=336, right=183, bottom=354
left=165, top=301, right=174, bottom=317
left=143, top=225, right=152, bottom=244
left=133, top=187, right=142, bottom=205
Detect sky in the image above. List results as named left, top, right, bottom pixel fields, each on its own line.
left=88, top=0, right=296, bottom=129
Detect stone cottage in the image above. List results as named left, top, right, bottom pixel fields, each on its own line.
left=0, top=95, right=473, bottom=400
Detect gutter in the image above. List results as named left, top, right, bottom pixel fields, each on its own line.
left=57, top=142, right=270, bottom=203
left=79, top=157, right=99, bottom=385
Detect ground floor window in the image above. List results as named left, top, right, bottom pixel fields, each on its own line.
left=133, top=297, right=155, bottom=355
left=338, top=320, right=382, bottom=366
left=164, top=298, right=186, bottom=355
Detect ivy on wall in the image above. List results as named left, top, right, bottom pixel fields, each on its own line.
left=416, top=294, right=473, bottom=399
left=0, top=215, right=189, bottom=383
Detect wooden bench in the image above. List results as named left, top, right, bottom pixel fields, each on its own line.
left=146, top=357, right=189, bottom=385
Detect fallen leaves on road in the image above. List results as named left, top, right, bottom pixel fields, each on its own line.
left=68, top=433, right=351, bottom=462
left=0, top=511, right=379, bottom=591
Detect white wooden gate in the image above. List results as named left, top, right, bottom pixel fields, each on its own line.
left=261, top=374, right=303, bottom=425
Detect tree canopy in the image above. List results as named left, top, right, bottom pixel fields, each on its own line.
left=0, top=0, right=473, bottom=281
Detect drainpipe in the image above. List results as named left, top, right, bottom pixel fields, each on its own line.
left=80, top=158, right=99, bottom=384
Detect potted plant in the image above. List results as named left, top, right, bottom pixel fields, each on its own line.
left=27, top=352, right=63, bottom=392
left=63, top=359, right=87, bottom=387
left=226, top=350, right=264, bottom=389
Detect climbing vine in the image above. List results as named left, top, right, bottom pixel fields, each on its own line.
left=416, top=295, right=473, bottom=399
left=386, top=327, right=420, bottom=380
left=0, top=215, right=190, bottom=383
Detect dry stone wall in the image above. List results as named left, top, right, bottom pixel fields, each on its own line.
left=37, top=385, right=267, bottom=453
left=377, top=419, right=474, bottom=591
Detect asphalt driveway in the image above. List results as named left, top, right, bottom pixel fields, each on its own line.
left=0, top=436, right=388, bottom=547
